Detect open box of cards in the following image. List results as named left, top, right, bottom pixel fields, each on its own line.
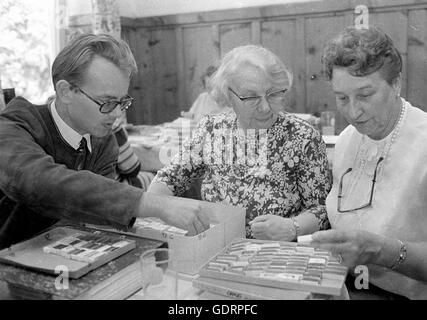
left=198, top=238, right=348, bottom=296
left=133, top=202, right=246, bottom=275
left=0, top=226, right=136, bottom=279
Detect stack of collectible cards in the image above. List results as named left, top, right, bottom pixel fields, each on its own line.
left=199, top=239, right=348, bottom=296
left=134, top=218, right=189, bottom=236
left=43, top=232, right=135, bottom=264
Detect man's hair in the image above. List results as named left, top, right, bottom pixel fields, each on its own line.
left=210, top=45, right=292, bottom=107
left=322, top=26, right=402, bottom=84
left=52, top=33, right=138, bottom=89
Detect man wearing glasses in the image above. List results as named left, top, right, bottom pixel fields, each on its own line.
left=0, top=34, right=209, bottom=250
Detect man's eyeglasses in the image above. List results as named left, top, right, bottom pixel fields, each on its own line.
left=228, top=87, right=287, bottom=109
left=72, top=84, right=134, bottom=114
left=337, top=157, right=384, bottom=213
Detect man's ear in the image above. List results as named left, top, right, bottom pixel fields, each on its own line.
left=55, top=80, right=74, bottom=104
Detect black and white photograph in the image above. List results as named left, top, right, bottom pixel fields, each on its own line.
left=0, top=0, right=426, bottom=306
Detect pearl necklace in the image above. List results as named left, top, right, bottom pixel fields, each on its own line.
left=356, top=100, right=406, bottom=174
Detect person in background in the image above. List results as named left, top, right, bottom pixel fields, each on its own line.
left=0, top=94, right=5, bottom=112
left=149, top=45, right=331, bottom=241
left=182, top=64, right=231, bottom=123
left=112, top=116, right=142, bottom=188
left=312, top=26, right=427, bottom=299
left=0, top=33, right=209, bottom=250
left=112, top=116, right=155, bottom=190
left=0, top=79, right=6, bottom=112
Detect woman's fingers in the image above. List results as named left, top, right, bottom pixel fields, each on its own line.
left=197, top=210, right=210, bottom=230
left=193, top=219, right=206, bottom=235
left=250, top=215, right=271, bottom=224
left=250, top=221, right=266, bottom=233
left=313, top=241, right=354, bottom=254
left=312, top=230, right=348, bottom=243
left=252, top=232, right=267, bottom=240
left=186, top=224, right=197, bottom=237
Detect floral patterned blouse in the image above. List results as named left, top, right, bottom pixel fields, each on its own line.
left=152, top=111, right=331, bottom=237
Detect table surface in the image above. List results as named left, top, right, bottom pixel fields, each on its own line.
left=127, top=272, right=202, bottom=300
left=127, top=273, right=343, bottom=300
left=0, top=272, right=348, bottom=300
left=127, top=269, right=349, bottom=300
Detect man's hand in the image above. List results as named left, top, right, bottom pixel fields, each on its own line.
left=311, top=229, right=384, bottom=267
left=140, top=193, right=210, bottom=236
left=161, top=197, right=210, bottom=236
left=250, top=214, right=296, bottom=241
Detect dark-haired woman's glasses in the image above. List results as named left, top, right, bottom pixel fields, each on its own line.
left=337, top=157, right=384, bottom=213
left=74, top=85, right=134, bottom=114
left=228, top=87, right=287, bottom=109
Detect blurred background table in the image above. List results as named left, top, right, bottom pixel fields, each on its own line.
left=127, top=271, right=349, bottom=300
left=127, top=119, right=337, bottom=174
left=127, top=117, right=196, bottom=173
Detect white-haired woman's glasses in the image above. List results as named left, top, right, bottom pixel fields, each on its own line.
left=228, top=87, right=287, bottom=109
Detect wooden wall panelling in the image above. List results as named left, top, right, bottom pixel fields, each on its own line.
left=176, top=27, right=186, bottom=113
left=407, top=9, right=427, bottom=111
left=260, top=18, right=300, bottom=113
left=122, top=28, right=153, bottom=124
left=332, top=10, right=359, bottom=132
left=139, top=29, right=156, bottom=124
left=183, top=25, right=219, bottom=111
left=121, top=0, right=427, bottom=128
left=295, top=17, right=307, bottom=114
left=211, top=24, right=221, bottom=59
left=370, top=10, right=409, bottom=98
left=251, top=21, right=261, bottom=44
left=150, top=28, right=180, bottom=124
left=219, top=23, right=252, bottom=57
left=120, top=0, right=425, bottom=28
left=304, top=14, right=347, bottom=133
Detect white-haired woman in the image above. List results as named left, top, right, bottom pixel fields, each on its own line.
left=149, top=45, right=331, bottom=240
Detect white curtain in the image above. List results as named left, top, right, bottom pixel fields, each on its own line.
left=50, top=0, right=125, bottom=121
left=92, top=0, right=121, bottom=38
left=51, top=0, right=121, bottom=56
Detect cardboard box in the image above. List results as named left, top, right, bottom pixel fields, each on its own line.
left=133, top=202, right=246, bottom=275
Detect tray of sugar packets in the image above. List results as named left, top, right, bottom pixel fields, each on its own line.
left=198, top=238, right=348, bottom=296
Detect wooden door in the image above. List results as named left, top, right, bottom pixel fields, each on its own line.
left=182, top=25, right=219, bottom=111
left=261, top=18, right=301, bottom=113
left=305, top=15, right=347, bottom=133
left=406, top=9, right=427, bottom=111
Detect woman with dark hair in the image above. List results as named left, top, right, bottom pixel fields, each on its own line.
left=311, top=26, right=427, bottom=299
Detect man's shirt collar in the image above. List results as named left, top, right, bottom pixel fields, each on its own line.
left=50, top=99, right=92, bottom=153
